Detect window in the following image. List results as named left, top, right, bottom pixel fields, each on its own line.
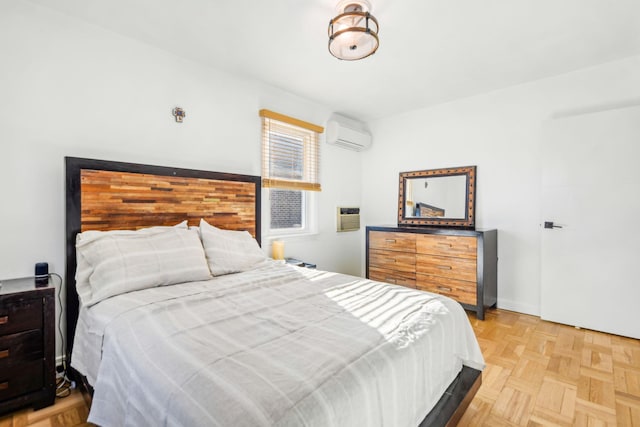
left=260, top=109, right=323, bottom=235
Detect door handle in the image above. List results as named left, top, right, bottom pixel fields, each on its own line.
left=544, top=221, right=563, bottom=229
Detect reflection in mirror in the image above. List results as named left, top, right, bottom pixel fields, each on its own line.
left=398, top=166, right=476, bottom=228
left=405, top=176, right=467, bottom=219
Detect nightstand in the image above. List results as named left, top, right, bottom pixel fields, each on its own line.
left=0, top=277, right=55, bottom=414
left=285, top=258, right=317, bottom=269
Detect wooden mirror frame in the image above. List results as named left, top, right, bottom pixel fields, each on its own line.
left=398, top=165, right=476, bottom=228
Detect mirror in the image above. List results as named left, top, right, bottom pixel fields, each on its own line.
left=398, top=166, right=476, bottom=228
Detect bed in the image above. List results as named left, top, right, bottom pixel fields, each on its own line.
left=64, top=157, right=484, bottom=426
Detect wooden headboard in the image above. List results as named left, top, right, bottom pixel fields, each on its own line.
left=64, top=157, right=261, bottom=360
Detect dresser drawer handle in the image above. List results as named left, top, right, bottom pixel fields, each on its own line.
left=0, top=382, right=7, bottom=391
left=384, top=239, right=396, bottom=243
left=0, top=350, right=8, bottom=359
left=436, top=265, right=453, bottom=270
left=0, top=316, right=7, bottom=325
left=385, top=258, right=397, bottom=263
left=437, top=285, right=453, bottom=292
left=437, top=243, right=452, bottom=248
left=386, top=278, right=397, bottom=284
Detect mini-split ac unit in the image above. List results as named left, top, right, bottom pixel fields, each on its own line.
left=326, top=115, right=372, bottom=151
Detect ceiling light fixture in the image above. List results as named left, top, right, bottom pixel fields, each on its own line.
left=328, top=0, right=379, bottom=61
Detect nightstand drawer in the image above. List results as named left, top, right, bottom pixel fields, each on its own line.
left=0, top=330, right=43, bottom=370
left=0, top=360, right=43, bottom=401
left=0, top=297, right=43, bottom=336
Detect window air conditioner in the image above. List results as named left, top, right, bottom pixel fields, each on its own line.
left=326, top=115, right=372, bottom=151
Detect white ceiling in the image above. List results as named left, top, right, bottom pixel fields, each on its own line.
left=29, top=0, right=640, bottom=121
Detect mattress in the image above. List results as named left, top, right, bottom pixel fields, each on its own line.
left=72, top=261, right=484, bottom=427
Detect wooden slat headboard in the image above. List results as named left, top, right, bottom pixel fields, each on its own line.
left=64, top=157, right=261, bottom=361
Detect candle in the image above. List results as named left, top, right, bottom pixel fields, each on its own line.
left=272, top=240, right=285, bottom=260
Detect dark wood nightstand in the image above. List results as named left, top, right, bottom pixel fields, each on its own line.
left=0, top=277, right=55, bottom=414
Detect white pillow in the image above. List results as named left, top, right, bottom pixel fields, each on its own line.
left=75, top=222, right=189, bottom=306
left=199, top=218, right=267, bottom=276
left=76, top=223, right=211, bottom=306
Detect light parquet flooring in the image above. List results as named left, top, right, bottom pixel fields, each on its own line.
left=0, top=390, right=90, bottom=427
left=459, top=309, right=640, bottom=426
left=1, top=309, right=638, bottom=426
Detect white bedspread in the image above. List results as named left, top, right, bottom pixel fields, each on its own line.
left=72, top=261, right=484, bottom=427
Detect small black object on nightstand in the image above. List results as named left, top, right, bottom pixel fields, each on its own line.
left=285, top=258, right=317, bottom=269
left=34, top=263, right=49, bottom=287
left=0, top=277, right=56, bottom=414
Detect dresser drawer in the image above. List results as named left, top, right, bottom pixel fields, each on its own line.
left=369, top=248, right=416, bottom=273
left=0, top=297, right=43, bottom=336
left=0, top=360, right=43, bottom=402
left=369, top=231, right=416, bottom=252
left=0, top=330, right=43, bottom=370
left=416, top=275, right=477, bottom=305
left=416, top=254, right=477, bottom=282
left=369, top=267, right=416, bottom=288
left=416, top=235, right=477, bottom=259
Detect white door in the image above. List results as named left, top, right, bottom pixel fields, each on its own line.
left=540, top=105, right=640, bottom=339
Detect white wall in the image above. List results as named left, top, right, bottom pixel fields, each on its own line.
left=0, top=2, right=363, bottom=361
left=362, top=54, right=640, bottom=316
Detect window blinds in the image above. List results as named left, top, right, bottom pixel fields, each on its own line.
left=260, top=109, right=323, bottom=192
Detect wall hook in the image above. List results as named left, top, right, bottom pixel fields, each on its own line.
left=172, top=107, right=186, bottom=122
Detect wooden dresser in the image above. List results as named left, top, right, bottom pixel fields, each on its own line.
left=366, top=226, right=497, bottom=320
left=0, top=277, right=55, bottom=414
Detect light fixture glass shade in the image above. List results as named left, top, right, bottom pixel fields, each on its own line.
left=328, top=2, right=379, bottom=60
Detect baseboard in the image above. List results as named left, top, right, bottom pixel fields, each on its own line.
left=496, top=299, right=540, bottom=317
left=55, top=354, right=67, bottom=369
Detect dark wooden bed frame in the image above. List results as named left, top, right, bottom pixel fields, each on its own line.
left=64, top=156, right=481, bottom=426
